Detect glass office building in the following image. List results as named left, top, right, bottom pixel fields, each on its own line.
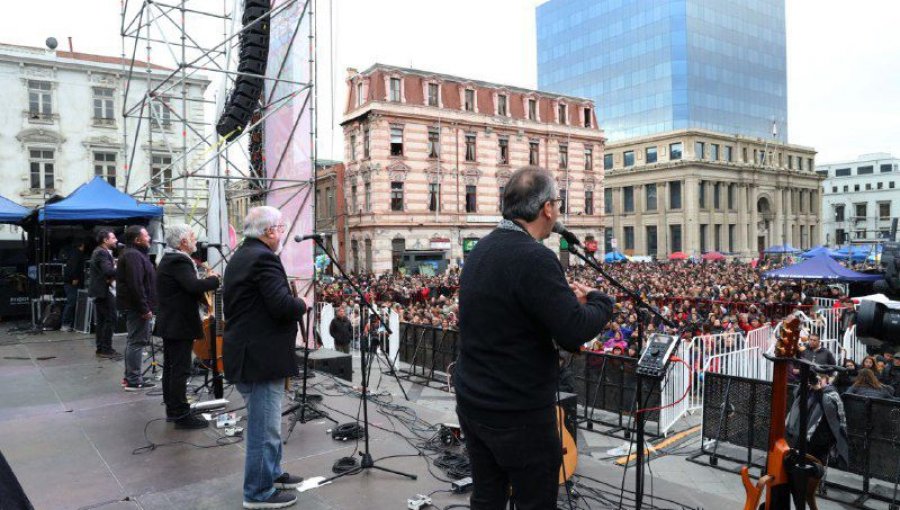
left=537, top=0, right=787, bottom=141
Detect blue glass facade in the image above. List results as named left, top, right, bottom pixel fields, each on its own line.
left=537, top=0, right=787, bottom=141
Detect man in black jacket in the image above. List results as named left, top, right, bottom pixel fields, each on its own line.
left=454, top=166, right=614, bottom=510
left=223, top=206, right=305, bottom=509
left=329, top=305, right=353, bottom=353
left=88, top=230, right=119, bottom=357
left=156, top=224, right=220, bottom=429
left=116, top=225, right=157, bottom=391
left=61, top=239, right=86, bottom=332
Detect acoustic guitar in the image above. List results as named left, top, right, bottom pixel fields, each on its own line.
left=557, top=404, right=578, bottom=484
left=194, top=288, right=224, bottom=373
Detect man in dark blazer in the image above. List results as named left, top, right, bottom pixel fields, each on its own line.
left=88, top=230, right=119, bottom=357
left=223, top=206, right=305, bottom=509
left=156, top=224, right=220, bottom=429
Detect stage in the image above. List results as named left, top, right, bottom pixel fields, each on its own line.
left=0, top=326, right=865, bottom=510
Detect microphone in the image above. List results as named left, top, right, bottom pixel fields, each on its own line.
left=293, top=233, right=323, bottom=243
left=115, top=243, right=125, bottom=249
left=151, top=240, right=167, bottom=246
left=552, top=221, right=581, bottom=247
left=198, top=242, right=223, bottom=249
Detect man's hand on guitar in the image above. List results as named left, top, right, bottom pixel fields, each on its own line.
left=570, top=282, right=596, bottom=305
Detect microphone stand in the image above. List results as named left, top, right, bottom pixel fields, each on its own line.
left=566, top=242, right=676, bottom=510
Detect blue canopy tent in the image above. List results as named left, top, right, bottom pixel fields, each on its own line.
left=604, top=251, right=628, bottom=263
left=764, top=243, right=800, bottom=254
left=0, top=195, right=30, bottom=224
left=38, top=177, right=163, bottom=222
left=763, top=254, right=882, bottom=282
left=800, top=245, right=831, bottom=258
left=830, top=245, right=881, bottom=263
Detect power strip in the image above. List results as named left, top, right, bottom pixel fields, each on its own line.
left=407, top=494, right=432, bottom=510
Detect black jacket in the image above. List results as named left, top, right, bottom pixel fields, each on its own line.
left=223, top=238, right=306, bottom=383
left=155, top=251, right=220, bottom=340
left=329, top=315, right=353, bottom=345
left=63, top=248, right=85, bottom=285
left=453, top=226, right=614, bottom=425
left=116, top=245, right=157, bottom=314
left=787, top=384, right=848, bottom=467
left=88, top=247, right=116, bottom=299
left=845, top=385, right=895, bottom=400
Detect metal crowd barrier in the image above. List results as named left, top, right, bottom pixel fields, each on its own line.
left=396, top=323, right=458, bottom=390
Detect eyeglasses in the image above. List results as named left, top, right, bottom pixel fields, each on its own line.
left=268, top=224, right=286, bottom=233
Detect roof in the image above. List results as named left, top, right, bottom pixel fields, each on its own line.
left=0, top=42, right=172, bottom=72
left=359, top=63, right=594, bottom=104
left=0, top=195, right=30, bottom=224
left=763, top=254, right=882, bottom=282
left=39, top=177, right=163, bottom=222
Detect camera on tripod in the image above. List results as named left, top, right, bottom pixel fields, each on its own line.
left=857, top=241, right=900, bottom=351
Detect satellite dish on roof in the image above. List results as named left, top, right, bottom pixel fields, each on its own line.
left=45, top=37, right=58, bottom=50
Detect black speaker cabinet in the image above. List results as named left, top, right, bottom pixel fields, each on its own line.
left=308, top=349, right=353, bottom=383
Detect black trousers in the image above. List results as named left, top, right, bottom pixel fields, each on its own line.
left=334, top=342, right=350, bottom=354
left=162, top=338, right=194, bottom=419
left=457, top=407, right=561, bottom=510
left=94, top=296, right=115, bottom=352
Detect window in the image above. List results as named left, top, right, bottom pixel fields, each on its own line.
left=880, top=164, right=893, bottom=173
left=669, top=181, right=682, bottom=209
left=669, top=142, right=683, bottom=160
left=843, top=185, right=849, bottom=192
left=835, top=228, right=846, bottom=244
left=713, top=183, right=721, bottom=209
left=710, top=144, right=719, bottom=161
left=670, top=225, right=682, bottom=252
left=363, top=127, right=370, bottom=158
left=584, top=148, right=593, bottom=170
left=797, top=157, right=803, bottom=171
left=429, top=183, right=441, bottom=212
left=835, top=205, right=845, bottom=222
left=498, top=137, right=509, bottom=164
left=364, top=182, right=371, bottom=212
left=559, top=144, right=568, bottom=169
left=356, top=82, right=364, bottom=106
left=150, top=99, right=171, bottom=129
left=465, top=133, right=477, bottom=162
left=857, top=165, right=874, bottom=175
left=497, top=94, right=507, bottom=116
left=624, top=150, right=635, bottom=167
left=855, top=230, right=866, bottom=240
left=878, top=182, right=884, bottom=190
left=427, top=128, right=440, bottom=159
left=499, top=186, right=505, bottom=212
left=327, top=187, right=335, bottom=217
left=724, top=145, right=733, bottom=162
left=695, top=141, right=705, bottom=160
left=728, top=225, right=736, bottom=252
left=855, top=203, right=867, bottom=218
left=350, top=134, right=357, bottom=160
left=624, top=226, right=634, bottom=251
left=645, top=184, right=657, bottom=211
left=646, top=226, right=657, bottom=256
left=390, top=182, right=404, bottom=211
left=699, top=224, right=708, bottom=252
left=698, top=181, right=706, bottom=208
left=604, top=188, right=612, bottom=214
left=879, top=202, right=891, bottom=219
left=464, top=89, right=475, bottom=111
left=645, top=146, right=657, bottom=164
left=93, top=87, right=115, bottom=124
left=742, top=147, right=748, bottom=163
left=714, top=225, right=722, bottom=252
left=465, top=185, right=477, bottom=213
left=808, top=158, right=814, bottom=170
left=528, top=99, right=537, bottom=120
left=816, top=170, right=829, bottom=178
left=603, top=153, right=613, bottom=170
left=150, top=154, right=172, bottom=193
left=727, top=184, right=735, bottom=209
left=583, top=107, right=592, bottom=128
left=854, top=184, right=860, bottom=192
left=28, top=149, right=54, bottom=190
left=427, top=83, right=439, bottom=107
left=832, top=186, right=837, bottom=193
left=351, top=184, right=358, bottom=212
left=585, top=190, right=594, bottom=215
left=788, top=155, right=794, bottom=169
left=559, top=189, right=567, bottom=213
left=389, top=78, right=401, bottom=102
left=557, top=103, right=567, bottom=124
left=28, top=80, right=52, bottom=120
left=529, top=140, right=540, bottom=165
left=623, top=186, right=634, bottom=213
left=93, top=152, right=117, bottom=186
left=390, top=126, right=403, bottom=157
left=866, top=183, right=872, bottom=190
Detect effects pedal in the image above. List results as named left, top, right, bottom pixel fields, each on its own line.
left=636, top=333, right=680, bottom=378
left=439, top=423, right=462, bottom=445
left=451, top=476, right=473, bottom=494
left=407, top=494, right=432, bottom=510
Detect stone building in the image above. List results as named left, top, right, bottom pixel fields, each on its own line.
left=603, top=129, right=821, bottom=259
left=340, top=64, right=606, bottom=274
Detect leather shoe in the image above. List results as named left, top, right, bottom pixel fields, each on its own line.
left=174, top=415, right=208, bottom=430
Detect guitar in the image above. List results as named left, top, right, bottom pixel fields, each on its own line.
left=741, top=315, right=822, bottom=510
left=194, top=288, right=224, bottom=373
left=557, top=405, right=578, bottom=485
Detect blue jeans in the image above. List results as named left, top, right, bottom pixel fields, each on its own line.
left=61, top=284, right=78, bottom=328
left=236, top=380, right=285, bottom=502
left=124, top=311, right=151, bottom=385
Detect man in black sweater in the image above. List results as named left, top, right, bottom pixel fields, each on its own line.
left=117, top=225, right=158, bottom=391
left=454, top=166, right=614, bottom=510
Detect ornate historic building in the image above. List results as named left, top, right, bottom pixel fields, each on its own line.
left=603, top=129, right=821, bottom=259
left=340, top=64, right=606, bottom=274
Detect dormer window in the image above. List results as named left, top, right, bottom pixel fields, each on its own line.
left=356, top=82, right=364, bottom=107
left=558, top=103, right=567, bottom=124
left=528, top=98, right=537, bottom=121
left=497, top=94, right=507, bottom=116
left=427, top=83, right=439, bottom=107
left=389, top=78, right=402, bottom=102
left=464, top=89, right=475, bottom=112
left=583, top=107, right=592, bottom=128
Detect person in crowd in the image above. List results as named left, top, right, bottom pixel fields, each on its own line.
left=223, top=206, right=305, bottom=509
left=328, top=305, right=353, bottom=353
left=861, top=355, right=877, bottom=372
left=155, top=224, right=220, bottom=429
left=787, top=373, right=848, bottom=468
left=800, top=334, right=837, bottom=367
left=846, top=368, right=895, bottom=400
left=887, top=355, right=900, bottom=397
left=833, top=359, right=858, bottom=395
left=88, top=230, right=119, bottom=358
left=61, top=238, right=86, bottom=332
left=117, top=225, right=157, bottom=391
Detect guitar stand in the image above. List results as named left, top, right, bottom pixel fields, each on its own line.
left=141, top=337, right=163, bottom=378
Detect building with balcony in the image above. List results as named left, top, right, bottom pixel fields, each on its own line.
left=340, top=64, right=606, bottom=274
left=603, top=129, right=820, bottom=259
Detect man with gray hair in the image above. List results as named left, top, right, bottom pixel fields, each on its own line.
left=454, top=166, right=614, bottom=509
left=223, top=206, right=305, bottom=509
left=155, top=224, right=220, bottom=429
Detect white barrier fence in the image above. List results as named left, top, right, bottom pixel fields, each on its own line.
left=316, top=302, right=399, bottom=365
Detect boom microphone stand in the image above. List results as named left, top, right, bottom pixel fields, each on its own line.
left=308, top=236, right=417, bottom=484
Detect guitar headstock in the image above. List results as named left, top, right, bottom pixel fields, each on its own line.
left=775, top=315, right=801, bottom=358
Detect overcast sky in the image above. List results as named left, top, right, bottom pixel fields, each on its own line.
left=1, top=0, right=897, bottom=164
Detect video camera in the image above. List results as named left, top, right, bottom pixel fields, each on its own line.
left=857, top=241, right=900, bottom=349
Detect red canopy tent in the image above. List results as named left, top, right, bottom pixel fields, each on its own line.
left=668, top=251, right=688, bottom=260
left=702, top=251, right=726, bottom=261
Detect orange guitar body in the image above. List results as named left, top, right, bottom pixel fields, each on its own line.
left=557, top=405, right=578, bottom=485
left=194, top=289, right=225, bottom=373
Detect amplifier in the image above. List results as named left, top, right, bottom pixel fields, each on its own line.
left=558, top=391, right=578, bottom=446
left=308, top=349, right=353, bottom=382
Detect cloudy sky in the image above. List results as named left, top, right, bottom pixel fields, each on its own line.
left=1, top=0, right=898, bottom=164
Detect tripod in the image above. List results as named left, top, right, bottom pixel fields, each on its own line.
left=141, top=335, right=163, bottom=378
left=312, top=236, right=417, bottom=484
left=283, top=308, right=337, bottom=444
left=361, top=309, right=410, bottom=400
